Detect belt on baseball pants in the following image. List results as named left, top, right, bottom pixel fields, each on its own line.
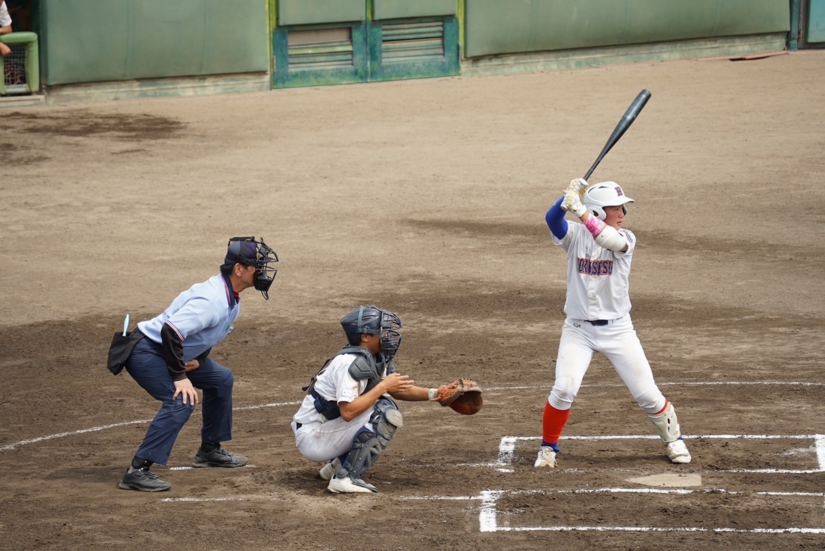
left=295, top=422, right=302, bottom=430
left=586, top=320, right=609, bottom=326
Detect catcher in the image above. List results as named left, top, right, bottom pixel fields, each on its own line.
left=291, top=305, right=482, bottom=494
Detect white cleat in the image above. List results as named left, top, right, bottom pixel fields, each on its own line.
left=319, top=458, right=341, bottom=481
left=534, top=446, right=557, bottom=468
left=666, top=439, right=692, bottom=464
left=328, top=475, right=378, bottom=494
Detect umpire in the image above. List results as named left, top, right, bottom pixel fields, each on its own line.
left=117, top=237, right=278, bottom=492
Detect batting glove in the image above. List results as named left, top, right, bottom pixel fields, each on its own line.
left=566, top=178, right=589, bottom=199
left=561, top=190, right=588, bottom=218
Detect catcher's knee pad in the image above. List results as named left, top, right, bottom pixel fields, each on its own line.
left=340, top=428, right=384, bottom=479
left=339, top=400, right=403, bottom=479
left=369, top=397, right=403, bottom=447
left=648, top=402, right=681, bottom=443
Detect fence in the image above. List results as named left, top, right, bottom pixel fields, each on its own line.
left=0, top=31, right=39, bottom=96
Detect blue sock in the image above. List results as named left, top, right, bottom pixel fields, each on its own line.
left=540, top=442, right=560, bottom=453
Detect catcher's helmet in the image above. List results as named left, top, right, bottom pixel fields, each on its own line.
left=224, top=236, right=279, bottom=300
left=340, top=305, right=403, bottom=358
left=583, top=181, right=634, bottom=221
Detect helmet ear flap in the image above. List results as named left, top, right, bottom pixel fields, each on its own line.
left=592, top=206, right=607, bottom=221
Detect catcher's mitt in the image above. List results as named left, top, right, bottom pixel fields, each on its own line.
left=432, top=378, right=483, bottom=415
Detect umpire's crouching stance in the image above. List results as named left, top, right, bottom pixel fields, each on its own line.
left=111, top=237, right=278, bottom=492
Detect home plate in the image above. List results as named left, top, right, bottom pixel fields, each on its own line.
left=626, top=473, right=702, bottom=487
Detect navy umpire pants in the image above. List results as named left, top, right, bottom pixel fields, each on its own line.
left=125, top=337, right=234, bottom=466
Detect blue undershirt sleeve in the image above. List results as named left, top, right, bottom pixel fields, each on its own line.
left=545, top=196, right=568, bottom=239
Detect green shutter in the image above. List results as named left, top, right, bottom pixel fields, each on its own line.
left=287, top=29, right=354, bottom=69
left=369, top=17, right=459, bottom=82
left=381, top=21, right=445, bottom=62
left=273, top=24, right=368, bottom=88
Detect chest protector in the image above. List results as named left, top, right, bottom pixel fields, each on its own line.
left=303, top=345, right=384, bottom=420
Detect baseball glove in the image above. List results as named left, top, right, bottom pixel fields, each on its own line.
left=432, top=378, right=483, bottom=415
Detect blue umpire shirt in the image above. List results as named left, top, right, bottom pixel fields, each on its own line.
left=138, top=274, right=240, bottom=363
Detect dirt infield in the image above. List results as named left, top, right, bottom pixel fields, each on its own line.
left=2, top=51, right=825, bottom=550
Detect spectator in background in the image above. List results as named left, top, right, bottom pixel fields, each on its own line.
left=0, top=1, right=12, bottom=57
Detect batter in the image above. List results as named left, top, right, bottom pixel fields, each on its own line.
left=536, top=178, right=691, bottom=468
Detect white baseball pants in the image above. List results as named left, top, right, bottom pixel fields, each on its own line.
left=549, top=316, right=666, bottom=415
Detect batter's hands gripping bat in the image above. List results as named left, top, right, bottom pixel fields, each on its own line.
left=583, top=89, right=651, bottom=181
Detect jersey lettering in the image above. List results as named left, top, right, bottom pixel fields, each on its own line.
left=577, top=257, right=613, bottom=276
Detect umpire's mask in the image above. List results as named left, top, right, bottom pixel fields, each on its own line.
left=224, top=236, right=279, bottom=300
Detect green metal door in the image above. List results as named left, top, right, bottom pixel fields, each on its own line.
left=271, top=0, right=459, bottom=89
left=368, top=18, right=459, bottom=82
left=808, top=0, right=825, bottom=42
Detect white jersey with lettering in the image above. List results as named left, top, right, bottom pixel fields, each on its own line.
left=552, top=221, right=636, bottom=321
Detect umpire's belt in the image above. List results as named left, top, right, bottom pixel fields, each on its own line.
left=586, top=320, right=609, bottom=326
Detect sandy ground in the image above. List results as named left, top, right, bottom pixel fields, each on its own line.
left=1, top=51, right=825, bottom=550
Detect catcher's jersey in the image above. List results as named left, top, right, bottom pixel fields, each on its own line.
left=553, top=222, right=636, bottom=320
left=293, top=353, right=389, bottom=426
left=137, top=274, right=240, bottom=362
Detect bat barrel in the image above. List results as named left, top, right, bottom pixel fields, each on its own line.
left=582, top=89, right=651, bottom=181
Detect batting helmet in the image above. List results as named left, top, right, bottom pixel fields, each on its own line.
left=583, top=181, right=634, bottom=221
left=341, top=305, right=403, bottom=358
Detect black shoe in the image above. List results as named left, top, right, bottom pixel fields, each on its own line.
left=193, top=447, right=248, bottom=468
left=118, top=467, right=171, bottom=492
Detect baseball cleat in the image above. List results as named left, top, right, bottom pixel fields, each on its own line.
left=118, top=467, right=171, bottom=492
left=328, top=475, right=378, bottom=494
left=666, top=439, right=691, bottom=464
left=534, top=446, right=557, bottom=468
left=193, top=447, right=248, bottom=468
left=319, top=458, right=341, bottom=481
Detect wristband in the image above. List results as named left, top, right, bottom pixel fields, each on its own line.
left=583, top=214, right=606, bottom=237
left=428, top=388, right=438, bottom=400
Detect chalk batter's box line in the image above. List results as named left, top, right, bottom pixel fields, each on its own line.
left=485, top=381, right=825, bottom=391
left=490, top=435, right=825, bottom=473
left=477, top=489, right=825, bottom=534
left=2, top=381, right=821, bottom=452
left=161, top=489, right=825, bottom=536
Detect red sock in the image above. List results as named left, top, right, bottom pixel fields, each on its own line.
left=542, top=402, right=571, bottom=444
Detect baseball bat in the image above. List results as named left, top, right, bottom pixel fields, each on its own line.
left=583, top=89, right=651, bottom=181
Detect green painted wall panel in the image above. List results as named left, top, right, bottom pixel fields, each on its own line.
left=465, top=0, right=791, bottom=58
left=41, top=0, right=130, bottom=83
left=127, top=3, right=204, bottom=79
left=278, top=0, right=365, bottom=26
left=202, top=0, right=270, bottom=74
left=807, top=0, right=825, bottom=42
left=373, top=0, right=456, bottom=20
left=41, top=0, right=268, bottom=86
left=714, top=0, right=790, bottom=35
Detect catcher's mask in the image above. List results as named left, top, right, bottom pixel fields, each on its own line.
left=224, top=236, right=279, bottom=300
left=341, top=305, right=403, bottom=359
left=583, top=181, right=635, bottom=221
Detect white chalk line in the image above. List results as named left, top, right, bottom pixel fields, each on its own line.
left=169, top=464, right=257, bottom=471
left=485, top=381, right=825, bottom=391
left=161, top=494, right=481, bottom=503
left=493, top=435, right=825, bottom=473
left=478, top=489, right=825, bottom=534
left=0, top=401, right=300, bottom=452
